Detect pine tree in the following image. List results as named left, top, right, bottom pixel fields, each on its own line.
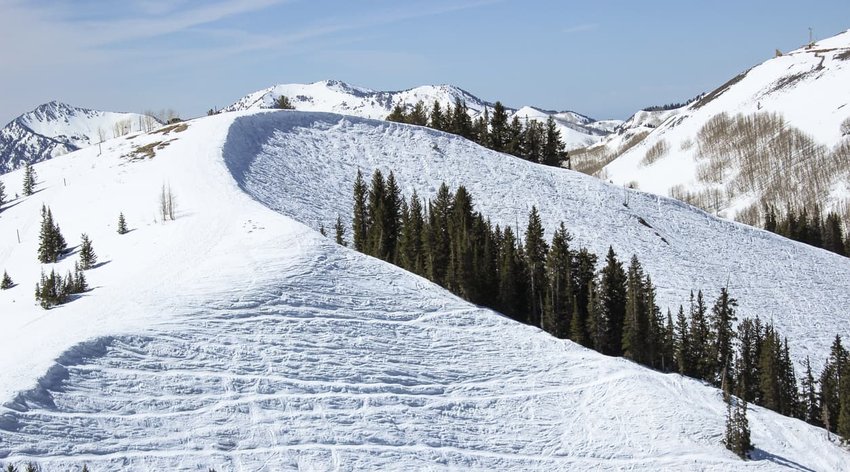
left=758, top=324, right=782, bottom=412
left=521, top=119, right=544, bottom=163
left=542, top=116, right=567, bottom=167
left=823, top=212, right=846, bottom=256
left=334, top=215, right=347, bottom=246
left=117, top=212, right=129, bottom=234
left=73, top=262, right=88, bottom=293
left=425, top=183, right=453, bottom=286
left=275, top=95, right=294, bottom=110
left=689, top=290, right=713, bottom=381
left=622, top=255, right=648, bottom=363
left=542, top=222, right=573, bottom=338
left=724, top=383, right=753, bottom=460
left=5, top=464, right=17, bottom=472
left=820, top=335, right=847, bottom=433
left=0, top=180, right=6, bottom=207
left=429, top=100, right=444, bottom=130
left=711, top=287, right=738, bottom=385
left=37, top=205, right=66, bottom=263
left=386, top=104, right=408, bottom=123
left=1, top=271, right=12, bottom=289
left=383, top=172, right=402, bottom=262
left=408, top=101, right=428, bottom=126
left=800, top=356, right=821, bottom=425
left=597, top=247, right=627, bottom=356
left=572, top=249, right=597, bottom=347
left=498, top=226, right=523, bottom=319
left=489, top=102, right=509, bottom=152
left=24, top=462, right=37, bottom=472
left=22, top=163, right=36, bottom=196
left=352, top=170, right=369, bottom=251
left=735, top=317, right=761, bottom=403
left=506, top=116, right=524, bottom=157
left=78, top=234, right=97, bottom=270
left=675, top=305, right=691, bottom=375
left=524, top=206, right=548, bottom=327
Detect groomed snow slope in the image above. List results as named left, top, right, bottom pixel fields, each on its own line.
left=0, top=110, right=848, bottom=470
left=600, top=30, right=850, bottom=216
left=227, top=111, right=850, bottom=369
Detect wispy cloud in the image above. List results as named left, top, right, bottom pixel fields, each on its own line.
left=563, top=23, right=598, bottom=34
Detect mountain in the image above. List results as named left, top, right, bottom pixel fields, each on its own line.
left=0, top=101, right=160, bottom=174
left=1, top=110, right=849, bottom=469
left=596, top=29, right=850, bottom=227
left=223, top=79, right=621, bottom=150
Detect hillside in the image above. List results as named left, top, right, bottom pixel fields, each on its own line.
left=598, top=29, right=850, bottom=227
left=0, top=110, right=849, bottom=470
left=223, top=79, right=620, bottom=150
left=0, top=101, right=159, bottom=174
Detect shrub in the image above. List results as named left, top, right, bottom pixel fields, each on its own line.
left=641, top=139, right=669, bottom=166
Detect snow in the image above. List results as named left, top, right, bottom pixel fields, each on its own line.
left=0, top=110, right=848, bottom=470
left=0, top=101, right=158, bottom=173
left=223, top=80, right=618, bottom=150
left=600, top=29, right=850, bottom=216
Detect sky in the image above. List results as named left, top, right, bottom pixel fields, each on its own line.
left=0, top=0, right=849, bottom=125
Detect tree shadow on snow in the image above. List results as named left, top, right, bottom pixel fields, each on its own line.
left=749, top=448, right=817, bottom=472
left=91, top=260, right=111, bottom=269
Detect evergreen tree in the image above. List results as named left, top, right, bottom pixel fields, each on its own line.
left=275, top=95, right=295, bottom=110
left=542, top=222, right=573, bottom=338
left=735, top=317, right=762, bottom=403
left=1, top=271, right=12, bottom=289
left=524, top=206, right=548, bottom=327
left=425, top=183, right=453, bottom=286
left=800, top=356, right=821, bottom=426
left=73, top=262, right=88, bottom=293
left=622, top=255, right=649, bottom=363
left=386, top=104, right=408, bottom=123
left=450, top=97, right=473, bottom=139
left=489, top=101, right=509, bottom=152
left=542, top=116, right=567, bottom=167
left=521, top=119, right=544, bottom=163
left=5, top=464, right=17, bottom=472
left=498, top=226, right=524, bottom=319
left=689, top=290, right=713, bottom=380
left=34, top=269, right=69, bottom=309
left=334, top=215, right=347, bottom=246
left=429, top=100, right=445, bottom=131
left=711, top=288, right=738, bottom=385
left=400, top=192, right=425, bottom=275
left=446, top=186, right=475, bottom=298
left=408, top=100, right=429, bottom=126
left=22, top=163, right=36, bottom=196
left=571, top=249, right=597, bottom=347
left=823, top=212, right=846, bottom=256
left=820, top=335, right=847, bottom=434
left=383, top=172, right=402, bottom=262
left=366, top=169, right=387, bottom=259
left=838, top=362, right=850, bottom=441
left=724, top=395, right=753, bottom=459
left=506, top=116, right=524, bottom=156
left=758, top=324, right=782, bottom=412
left=0, top=180, right=5, bottom=207
left=597, top=247, right=627, bottom=356
left=117, top=212, right=129, bottom=234
left=352, top=170, right=369, bottom=251
left=674, top=305, right=691, bottom=375
left=37, top=205, right=66, bottom=263
left=78, top=233, right=97, bottom=270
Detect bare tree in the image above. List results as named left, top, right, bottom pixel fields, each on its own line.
left=160, top=184, right=176, bottom=221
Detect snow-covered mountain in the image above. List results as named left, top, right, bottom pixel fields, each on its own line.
left=598, top=29, right=850, bottom=225
left=0, top=101, right=159, bottom=174
left=223, top=79, right=620, bottom=150
left=1, top=109, right=849, bottom=469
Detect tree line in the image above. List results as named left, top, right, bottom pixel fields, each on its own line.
left=342, top=168, right=850, bottom=453
left=763, top=203, right=848, bottom=257
left=386, top=99, right=568, bottom=168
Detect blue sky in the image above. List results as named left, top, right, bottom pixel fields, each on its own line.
left=1, top=0, right=848, bottom=125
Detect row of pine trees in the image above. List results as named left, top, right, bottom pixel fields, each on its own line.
left=763, top=203, right=849, bottom=257
left=344, top=168, right=850, bottom=449
left=386, top=99, right=569, bottom=167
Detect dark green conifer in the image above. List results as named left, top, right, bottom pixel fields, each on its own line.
left=597, top=247, right=627, bottom=356
left=1, top=271, right=12, bottom=290
left=429, top=100, right=444, bottom=130
left=386, top=104, right=408, bottom=123
left=524, top=206, right=547, bottom=327
left=711, top=288, right=738, bottom=385
left=800, top=356, right=821, bottom=426
left=23, top=163, right=36, bottom=196
left=352, top=170, right=369, bottom=251
left=274, top=95, right=294, bottom=110
left=334, top=215, right=347, bottom=246
left=542, top=116, right=567, bottom=167
left=79, top=233, right=97, bottom=270
left=117, top=212, right=129, bottom=234
left=489, top=102, right=509, bottom=152
left=542, top=222, right=573, bottom=338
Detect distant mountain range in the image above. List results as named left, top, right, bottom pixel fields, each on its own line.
left=223, top=79, right=621, bottom=150
left=0, top=101, right=158, bottom=174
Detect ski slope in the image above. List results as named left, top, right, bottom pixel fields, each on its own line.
left=0, top=110, right=848, bottom=470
